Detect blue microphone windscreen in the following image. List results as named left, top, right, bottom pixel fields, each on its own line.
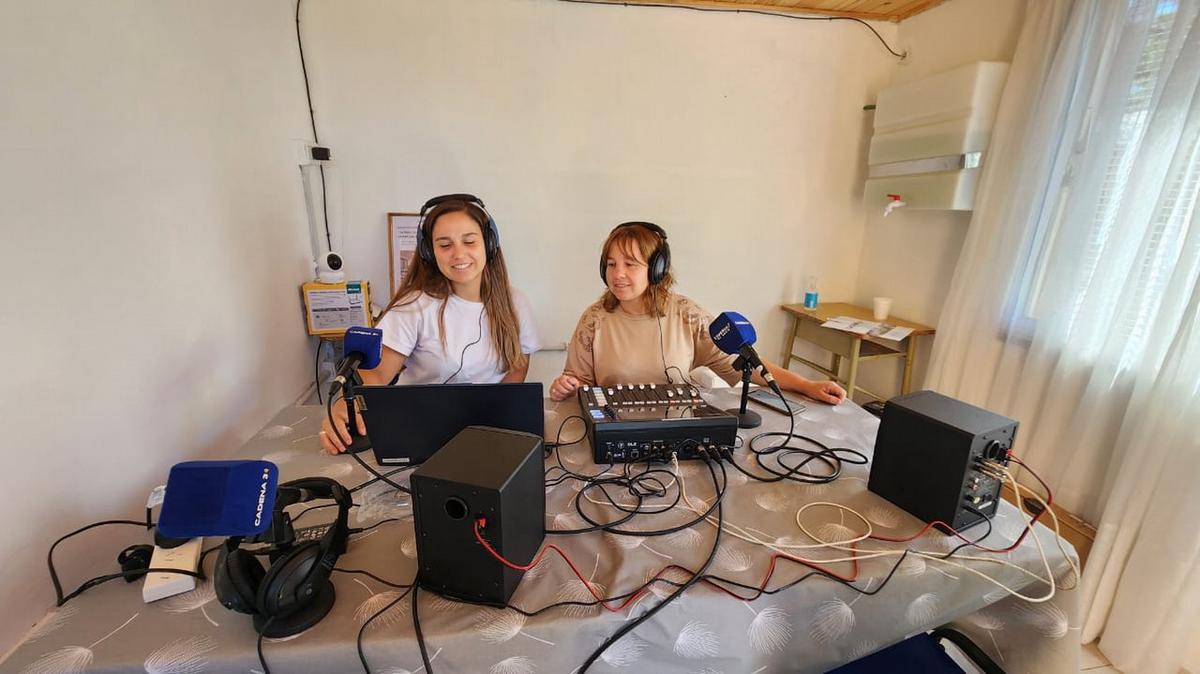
left=709, top=311, right=758, bottom=355
left=157, top=460, right=279, bottom=538
left=344, top=326, right=383, bottom=370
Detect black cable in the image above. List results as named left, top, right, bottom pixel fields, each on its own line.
left=348, top=451, right=412, bottom=495
left=725, top=393, right=868, bottom=484
left=351, top=518, right=401, bottom=536
left=440, top=305, right=486, bottom=384
left=257, top=617, right=275, bottom=674
left=291, top=501, right=342, bottom=524
left=350, top=466, right=415, bottom=493
left=327, top=391, right=412, bottom=494
left=315, top=337, right=324, bottom=405
left=543, top=414, right=587, bottom=450
left=333, top=568, right=414, bottom=589
left=47, top=519, right=155, bottom=606
left=294, top=0, right=331, bottom=251
left=413, top=584, right=434, bottom=673
left=451, top=542, right=919, bottom=619
left=58, top=566, right=208, bottom=606
left=650, top=285, right=672, bottom=384
left=356, top=581, right=415, bottom=674
left=295, top=0, right=319, bottom=143
left=731, top=433, right=866, bottom=484
left=578, top=452, right=726, bottom=672
left=665, top=365, right=699, bottom=387
left=554, top=441, right=723, bottom=537
left=940, top=506, right=994, bottom=559
left=553, top=0, right=907, bottom=59
left=543, top=418, right=605, bottom=487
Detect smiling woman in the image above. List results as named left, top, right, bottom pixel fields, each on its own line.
left=549, top=221, right=845, bottom=404
left=319, top=195, right=541, bottom=454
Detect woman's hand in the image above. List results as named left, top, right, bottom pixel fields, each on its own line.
left=320, top=397, right=367, bottom=454
left=549, top=374, right=583, bottom=401
left=803, top=379, right=847, bottom=405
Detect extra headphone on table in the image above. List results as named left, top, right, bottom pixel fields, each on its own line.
left=417, top=193, right=501, bottom=264
left=214, top=477, right=351, bottom=638
left=600, top=221, right=672, bottom=286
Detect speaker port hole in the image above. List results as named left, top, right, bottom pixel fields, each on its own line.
left=445, top=497, right=468, bottom=520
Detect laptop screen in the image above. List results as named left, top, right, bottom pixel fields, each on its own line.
left=357, top=382, right=545, bottom=465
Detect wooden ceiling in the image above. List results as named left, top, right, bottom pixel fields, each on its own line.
left=582, top=0, right=949, bottom=22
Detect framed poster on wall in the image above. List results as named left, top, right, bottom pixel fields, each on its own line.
left=388, top=212, right=421, bottom=296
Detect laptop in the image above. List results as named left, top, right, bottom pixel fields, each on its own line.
left=357, top=382, right=544, bottom=465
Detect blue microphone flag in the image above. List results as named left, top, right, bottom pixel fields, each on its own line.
left=344, top=326, right=383, bottom=370
left=708, top=311, right=758, bottom=355
left=157, top=460, right=279, bottom=538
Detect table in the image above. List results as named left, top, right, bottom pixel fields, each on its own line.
left=780, top=303, right=936, bottom=402
left=0, top=391, right=1080, bottom=674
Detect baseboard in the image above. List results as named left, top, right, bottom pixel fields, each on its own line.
left=999, top=481, right=1095, bottom=566
left=295, top=382, right=317, bottom=406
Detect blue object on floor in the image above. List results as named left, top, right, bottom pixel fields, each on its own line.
left=827, top=633, right=963, bottom=673
left=826, top=629, right=1005, bottom=674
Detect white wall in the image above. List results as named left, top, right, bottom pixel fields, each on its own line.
left=2, top=0, right=1000, bottom=658
left=850, top=0, right=1026, bottom=399
left=0, top=1, right=314, bottom=655
left=302, top=0, right=897, bottom=375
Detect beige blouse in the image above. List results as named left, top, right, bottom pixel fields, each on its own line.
left=563, top=293, right=741, bottom=387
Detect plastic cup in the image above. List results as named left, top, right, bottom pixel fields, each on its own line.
left=873, top=297, right=893, bottom=321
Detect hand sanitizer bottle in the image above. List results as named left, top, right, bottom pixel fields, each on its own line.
left=804, top=275, right=819, bottom=310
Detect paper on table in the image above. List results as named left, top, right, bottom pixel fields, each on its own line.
left=821, top=316, right=874, bottom=334
left=871, top=325, right=914, bottom=341
left=822, top=316, right=913, bottom=342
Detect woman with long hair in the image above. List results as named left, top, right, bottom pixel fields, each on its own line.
left=321, top=194, right=540, bottom=454
left=549, top=221, right=843, bottom=404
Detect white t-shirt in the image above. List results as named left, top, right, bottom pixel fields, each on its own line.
left=377, top=288, right=541, bottom=384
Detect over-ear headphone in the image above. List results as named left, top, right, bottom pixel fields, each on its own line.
left=214, top=477, right=351, bottom=638
left=417, top=193, right=500, bottom=264
left=601, top=221, right=671, bottom=286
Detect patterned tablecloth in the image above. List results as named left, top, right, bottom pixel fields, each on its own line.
left=1, top=389, right=1082, bottom=674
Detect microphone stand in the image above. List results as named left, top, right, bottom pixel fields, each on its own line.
left=727, top=355, right=762, bottom=429
left=340, top=369, right=373, bottom=454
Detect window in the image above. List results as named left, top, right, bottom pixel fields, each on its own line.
left=1003, top=0, right=1199, bottom=370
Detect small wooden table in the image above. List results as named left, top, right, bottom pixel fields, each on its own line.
left=780, top=302, right=936, bottom=401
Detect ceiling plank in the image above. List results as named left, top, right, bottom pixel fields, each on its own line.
left=569, top=0, right=919, bottom=22
left=892, top=0, right=949, bottom=20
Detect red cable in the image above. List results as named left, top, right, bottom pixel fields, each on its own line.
left=475, top=458, right=1057, bottom=614
left=476, top=453, right=1061, bottom=611
left=867, top=454, right=1054, bottom=554
left=473, top=518, right=649, bottom=612
left=474, top=517, right=863, bottom=610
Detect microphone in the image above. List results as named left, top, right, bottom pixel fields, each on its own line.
left=157, top=461, right=280, bottom=539
left=708, top=311, right=779, bottom=392
left=328, top=326, right=383, bottom=397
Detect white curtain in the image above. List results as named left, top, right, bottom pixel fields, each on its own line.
left=925, top=0, right=1200, bottom=671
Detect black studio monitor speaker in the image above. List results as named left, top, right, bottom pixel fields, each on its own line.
left=411, top=425, right=545, bottom=606
left=868, top=390, right=1018, bottom=532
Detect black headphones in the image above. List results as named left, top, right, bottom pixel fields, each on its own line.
left=214, top=477, right=351, bottom=638
left=417, top=193, right=500, bottom=264
left=601, top=221, right=671, bottom=286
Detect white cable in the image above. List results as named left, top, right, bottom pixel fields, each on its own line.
left=567, top=452, right=1069, bottom=603
left=578, top=465, right=679, bottom=511
left=674, top=457, right=1062, bottom=601
left=1002, top=463, right=1080, bottom=584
